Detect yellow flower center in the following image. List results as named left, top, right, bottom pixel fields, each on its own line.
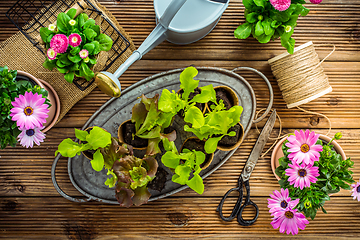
left=24, top=106, right=33, bottom=116
left=300, top=143, right=310, bottom=153
left=285, top=211, right=294, bottom=219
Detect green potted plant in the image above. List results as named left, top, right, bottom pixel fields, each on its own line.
left=40, top=8, right=113, bottom=83
left=0, top=66, right=52, bottom=149
left=267, top=130, right=354, bottom=235
left=234, top=0, right=323, bottom=54
left=56, top=126, right=158, bottom=207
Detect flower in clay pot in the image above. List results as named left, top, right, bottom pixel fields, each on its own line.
left=18, top=126, right=46, bottom=148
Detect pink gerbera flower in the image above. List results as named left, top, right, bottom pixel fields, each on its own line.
left=47, top=48, right=57, bottom=60
left=50, top=34, right=68, bottom=53
left=286, top=129, right=323, bottom=165
left=285, top=162, right=319, bottom=190
left=350, top=179, right=360, bottom=201
left=310, top=0, right=322, bottom=4
left=18, top=126, right=45, bottom=148
left=271, top=207, right=309, bottom=235
left=68, top=33, right=82, bottom=47
left=10, top=91, right=49, bottom=129
left=268, top=188, right=299, bottom=214
left=269, top=0, right=291, bottom=11
left=79, top=49, right=89, bottom=59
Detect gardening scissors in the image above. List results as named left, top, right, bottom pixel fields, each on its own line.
left=216, top=110, right=276, bottom=226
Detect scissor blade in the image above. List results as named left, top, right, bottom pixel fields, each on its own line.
left=241, top=110, right=276, bottom=182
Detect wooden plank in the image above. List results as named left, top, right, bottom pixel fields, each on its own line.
left=1, top=128, right=359, bottom=198
left=0, top=197, right=360, bottom=239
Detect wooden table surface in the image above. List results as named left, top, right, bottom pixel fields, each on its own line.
left=1, top=0, right=360, bottom=239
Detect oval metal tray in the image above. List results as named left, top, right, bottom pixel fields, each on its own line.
left=52, top=67, right=273, bottom=204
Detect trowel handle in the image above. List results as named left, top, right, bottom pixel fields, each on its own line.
left=159, top=0, right=187, bottom=27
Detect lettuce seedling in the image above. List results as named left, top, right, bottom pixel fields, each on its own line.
left=111, top=154, right=158, bottom=207
left=161, top=140, right=205, bottom=195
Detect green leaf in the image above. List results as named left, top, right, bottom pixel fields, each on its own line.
left=55, top=138, right=85, bottom=157
left=191, top=84, right=216, bottom=103
left=242, top=0, right=255, bottom=9
left=75, top=128, right=88, bottom=141
left=91, top=149, right=104, bottom=171
left=195, top=151, right=206, bottom=166
left=56, top=60, right=66, bottom=68
left=262, top=19, right=274, bottom=36
left=253, top=0, right=264, bottom=8
left=85, top=126, right=111, bottom=149
left=187, top=174, right=204, bottom=194
left=68, top=54, right=82, bottom=63
left=96, top=33, right=113, bottom=52
left=84, top=29, right=97, bottom=41
left=57, top=12, right=71, bottom=33
left=91, top=41, right=101, bottom=55
left=43, top=60, right=56, bottom=70
left=40, top=28, right=53, bottom=43
left=79, top=62, right=95, bottom=81
left=76, top=13, right=88, bottom=28
left=257, top=33, right=272, bottom=43
left=91, top=25, right=101, bottom=36
left=281, top=37, right=295, bottom=54
left=83, top=19, right=96, bottom=29
left=161, top=151, right=180, bottom=169
left=301, top=6, right=310, bottom=16
left=172, top=165, right=192, bottom=185
left=246, top=12, right=258, bottom=23
left=70, top=46, right=80, bottom=55
left=104, top=169, right=118, bottom=188
left=204, top=136, right=222, bottom=154
left=255, top=21, right=264, bottom=36
left=131, top=103, right=147, bottom=131
left=66, top=8, right=77, bottom=19
left=179, top=66, right=199, bottom=101
left=83, top=43, right=95, bottom=54
left=234, top=23, right=252, bottom=39
left=184, top=106, right=205, bottom=129
left=59, top=54, right=72, bottom=65
left=56, top=67, right=68, bottom=74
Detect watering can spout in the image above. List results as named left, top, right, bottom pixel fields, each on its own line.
left=95, top=0, right=187, bottom=98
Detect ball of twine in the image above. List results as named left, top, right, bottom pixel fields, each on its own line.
left=268, top=41, right=334, bottom=109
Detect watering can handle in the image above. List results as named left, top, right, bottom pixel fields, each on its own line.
left=51, top=153, right=93, bottom=203
left=112, top=0, right=187, bottom=79
left=232, top=67, right=274, bottom=124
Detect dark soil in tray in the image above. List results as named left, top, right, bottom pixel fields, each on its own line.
left=218, top=123, right=241, bottom=146
left=124, top=122, right=148, bottom=148
left=148, top=167, right=168, bottom=192
left=209, top=88, right=233, bottom=110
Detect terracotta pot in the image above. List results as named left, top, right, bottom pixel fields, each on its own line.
left=16, top=71, right=60, bottom=133
left=270, top=134, right=347, bottom=180
left=217, top=122, right=245, bottom=151
left=118, top=119, right=147, bottom=150
left=205, top=85, right=239, bottom=111
left=180, top=137, right=214, bottom=170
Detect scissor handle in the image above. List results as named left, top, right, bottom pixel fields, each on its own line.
left=237, top=180, right=259, bottom=226
left=216, top=186, right=244, bottom=221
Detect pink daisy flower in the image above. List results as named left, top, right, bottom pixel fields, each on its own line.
left=285, top=162, right=319, bottom=190
left=350, top=179, right=360, bottom=201
left=47, top=48, right=57, bottom=60
left=50, top=34, right=68, bottom=54
left=286, top=129, right=323, bottom=165
left=18, top=126, right=45, bottom=148
left=268, top=188, right=300, bottom=214
left=68, top=33, right=82, bottom=47
left=310, top=0, right=322, bottom=4
left=10, top=91, right=49, bottom=129
left=271, top=207, right=309, bottom=235
left=79, top=49, right=89, bottom=59
left=269, top=0, right=291, bottom=11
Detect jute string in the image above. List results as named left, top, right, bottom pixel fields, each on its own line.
left=256, top=43, right=335, bottom=157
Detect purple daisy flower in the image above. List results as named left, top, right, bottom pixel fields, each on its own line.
left=286, top=129, right=323, bottom=165
left=50, top=34, right=68, bottom=54
left=271, top=207, right=309, bottom=235
left=79, top=49, right=89, bottom=59
left=269, top=0, right=291, bottom=11
left=285, top=162, right=319, bottom=190
left=268, top=188, right=300, bottom=214
left=310, top=0, right=322, bottom=4
left=68, top=33, right=82, bottom=47
left=10, top=91, right=49, bottom=129
left=18, top=126, right=46, bottom=148
left=47, top=48, right=57, bottom=60
left=351, top=179, right=360, bottom=201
